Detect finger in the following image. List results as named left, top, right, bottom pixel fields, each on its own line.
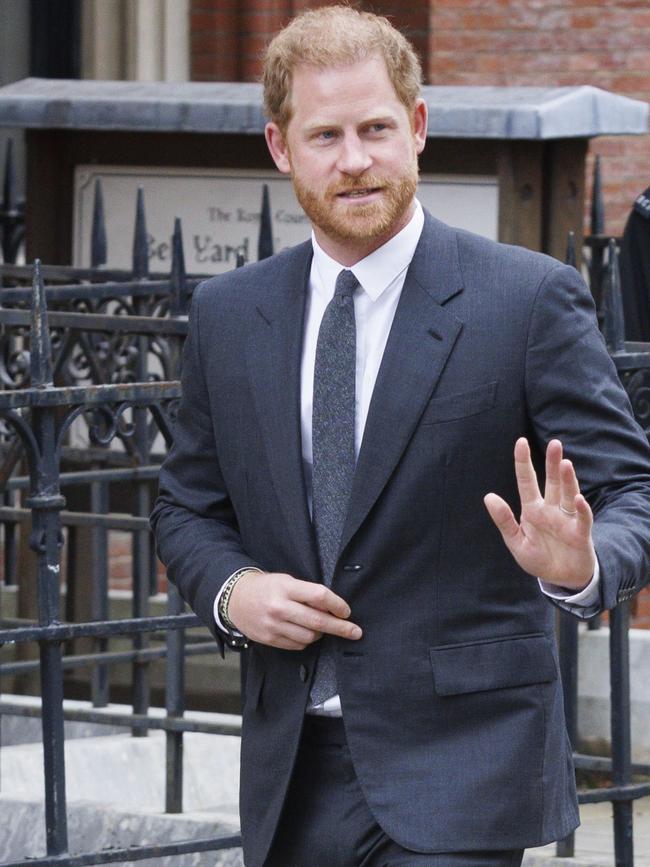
left=257, top=600, right=323, bottom=649
left=286, top=599, right=362, bottom=640
left=559, top=458, right=581, bottom=514
left=543, top=439, right=563, bottom=505
left=484, top=493, right=521, bottom=544
left=291, top=580, right=352, bottom=619
left=282, top=600, right=324, bottom=641
left=319, top=616, right=363, bottom=640
left=574, top=492, right=593, bottom=532
left=513, top=437, right=542, bottom=505
left=279, top=618, right=323, bottom=646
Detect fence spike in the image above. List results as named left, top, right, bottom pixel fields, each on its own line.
left=3, top=137, right=17, bottom=212
left=170, top=217, right=189, bottom=315
left=30, top=259, right=54, bottom=388
left=257, top=183, right=274, bottom=261
left=591, top=155, right=605, bottom=235
left=91, top=178, right=107, bottom=269
left=565, top=231, right=577, bottom=269
left=602, top=238, right=625, bottom=353
left=132, top=187, right=149, bottom=279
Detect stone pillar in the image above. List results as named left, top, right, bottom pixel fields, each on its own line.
left=81, top=0, right=189, bottom=82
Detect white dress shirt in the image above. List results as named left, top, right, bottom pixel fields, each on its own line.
left=215, top=201, right=600, bottom=715
left=301, top=203, right=426, bottom=509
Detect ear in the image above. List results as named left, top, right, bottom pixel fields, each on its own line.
left=412, top=99, right=428, bottom=156
left=265, top=122, right=292, bottom=174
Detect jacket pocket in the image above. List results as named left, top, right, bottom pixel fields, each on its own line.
left=419, top=380, right=498, bottom=425
left=430, top=632, right=557, bottom=696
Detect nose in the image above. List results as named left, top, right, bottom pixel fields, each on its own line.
left=336, top=134, right=372, bottom=176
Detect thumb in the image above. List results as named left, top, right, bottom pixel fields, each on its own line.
left=484, top=493, right=520, bottom=544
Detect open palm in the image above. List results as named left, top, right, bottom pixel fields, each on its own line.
left=484, top=437, right=596, bottom=590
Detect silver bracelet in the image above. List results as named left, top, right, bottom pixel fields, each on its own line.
left=219, top=567, right=262, bottom=630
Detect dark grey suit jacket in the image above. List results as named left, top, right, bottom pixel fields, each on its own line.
left=151, top=212, right=650, bottom=867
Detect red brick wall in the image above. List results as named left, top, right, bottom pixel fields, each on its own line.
left=191, top=0, right=648, bottom=234
left=633, top=589, right=650, bottom=629
left=428, top=0, right=650, bottom=236
left=190, top=1, right=431, bottom=83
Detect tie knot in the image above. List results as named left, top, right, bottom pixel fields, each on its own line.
left=334, top=269, right=358, bottom=301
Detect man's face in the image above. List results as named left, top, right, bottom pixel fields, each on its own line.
left=265, top=54, right=427, bottom=263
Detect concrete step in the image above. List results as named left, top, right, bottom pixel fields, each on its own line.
left=524, top=799, right=650, bottom=866
left=0, top=698, right=243, bottom=865
left=0, top=798, right=243, bottom=866
left=1, top=718, right=240, bottom=814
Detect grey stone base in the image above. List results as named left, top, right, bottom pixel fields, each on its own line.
left=578, top=627, right=650, bottom=763
left=0, top=798, right=243, bottom=866
left=0, top=697, right=243, bottom=865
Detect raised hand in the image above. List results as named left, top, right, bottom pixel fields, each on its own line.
left=227, top=570, right=363, bottom=650
left=484, top=437, right=596, bottom=591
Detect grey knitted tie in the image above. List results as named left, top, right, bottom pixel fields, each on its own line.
left=310, top=269, right=358, bottom=705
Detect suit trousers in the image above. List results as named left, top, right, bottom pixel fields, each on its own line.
left=264, top=716, right=525, bottom=867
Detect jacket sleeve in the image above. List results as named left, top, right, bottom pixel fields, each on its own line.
left=150, top=282, right=262, bottom=652
left=525, top=263, right=650, bottom=619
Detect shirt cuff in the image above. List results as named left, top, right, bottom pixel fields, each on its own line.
left=538, top=558, right=601, bottom=607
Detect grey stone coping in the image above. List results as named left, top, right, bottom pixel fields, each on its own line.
left=0, top=78, right=647, bottom=140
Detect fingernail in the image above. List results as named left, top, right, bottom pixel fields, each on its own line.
left=350, top=626, right=362, bottom=639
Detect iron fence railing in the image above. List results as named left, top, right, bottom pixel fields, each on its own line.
left=0, top=176, right=276, bottom=865
left=553, top=158, right=650, bottom=865
left=0, top=261, right=242, bottom=865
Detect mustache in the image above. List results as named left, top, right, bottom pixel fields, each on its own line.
left=327, top=176, right=386, bottom=196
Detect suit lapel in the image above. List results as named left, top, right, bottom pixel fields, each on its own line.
left=340, top=213, right=465, bottom=553
left=245, top=215, right=466, bottom=573
left=246, top=244, right=320, bottom=580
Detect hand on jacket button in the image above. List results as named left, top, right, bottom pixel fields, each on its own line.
left=484, top=437, right=596, bottom=591
left=228, top=570, right=363, bottom=650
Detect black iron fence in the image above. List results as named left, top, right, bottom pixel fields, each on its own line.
left=0, top=162, right=648, bottom=866
left=557, top=339, right=650, bottom=862
left=0, top=176, right=278, bottom=865
left=555, top=157, right=650, bottom=864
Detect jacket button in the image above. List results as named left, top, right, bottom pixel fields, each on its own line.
left=299, top=664, right=309, bottom=682
left=343, top=564, right=363, bottom=572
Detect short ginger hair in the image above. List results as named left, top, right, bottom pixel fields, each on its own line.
left=263, top=5, right=423, bottom=133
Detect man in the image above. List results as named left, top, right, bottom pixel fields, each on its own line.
left=621, top=185, right=650, bottom=340
left=151, top=7, right=650, bottom=866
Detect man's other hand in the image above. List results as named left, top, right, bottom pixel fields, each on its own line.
left=484, top=437, right=596, bottom=591
left=228, top=571, right=363, bottom=650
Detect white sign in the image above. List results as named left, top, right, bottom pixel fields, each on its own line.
left=73, top=165, right=498, bottom=273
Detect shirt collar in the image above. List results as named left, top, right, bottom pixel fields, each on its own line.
left=311, top=200, right=424, bottom=302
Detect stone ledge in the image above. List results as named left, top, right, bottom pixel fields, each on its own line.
left=578, top=626, right=650, bottom=762
left=0, top=79, right=646, bottom=140
left=0, top=798, right=243, bottom=867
